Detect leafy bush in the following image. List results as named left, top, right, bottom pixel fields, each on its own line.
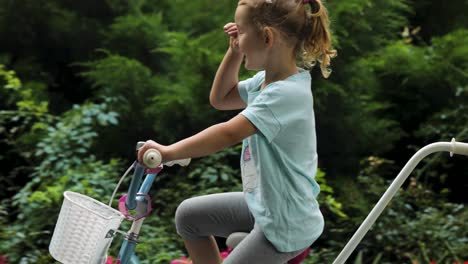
left=0, top=68, right=122, bottom=263
left=311, top=156, right=468, bottom=264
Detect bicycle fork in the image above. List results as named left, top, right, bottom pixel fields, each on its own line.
left=117, top=219, right=144, bottom=264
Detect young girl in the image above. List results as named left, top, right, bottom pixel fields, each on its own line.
left=137, top=0, right=336, bottom=263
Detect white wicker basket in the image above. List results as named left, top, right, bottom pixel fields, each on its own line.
left=49, top=191, right=125, bottom=264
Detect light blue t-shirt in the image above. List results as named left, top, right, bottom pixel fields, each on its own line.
left=238, top=69, right=324, bottom=252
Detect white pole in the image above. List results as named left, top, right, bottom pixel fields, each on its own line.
left=332, top=139, right=468, bottom=264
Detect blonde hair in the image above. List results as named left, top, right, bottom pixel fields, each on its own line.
left=246, top=0, right=337, bottom=78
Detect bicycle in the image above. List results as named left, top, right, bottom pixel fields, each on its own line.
left=49, top=139, right=468, bottom=264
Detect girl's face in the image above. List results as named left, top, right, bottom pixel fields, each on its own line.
left=235, top=4, right=268, bottom=70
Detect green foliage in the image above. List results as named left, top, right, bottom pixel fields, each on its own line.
left=103, top=12, right=168, bottom=70
left=0, top=65, right=49, bottom=126
left=316, top=169, right=348, bottom=219
left=0, top=79, right=121, bottom=263
left=352, top=176, right=467, bottom=263
left=0, top=65, right=53, bottom=197
left=109, top=214, right=186, bottom=264
left=80, top=52, right=155, bottom=101
left=0, top=64, right=21, bottom=91
left=330, top=0, right=411, bottom=53
left=313, top=0, right=412, bottom=178
left=164, top=0, right=237, bottom=35
left=409, top=29, right=468, bottom=192
left=342, top=29, right=468, bottom=203
left=352, top=29, right=468, bottom=136
left=351, top=251, right=383, bottom=264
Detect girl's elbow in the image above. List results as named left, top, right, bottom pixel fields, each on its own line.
left=210, top=101, right=225, bottom=110
left=209, top=97, right=227, bottom=110
left=209, top=95, right=221, bottom=110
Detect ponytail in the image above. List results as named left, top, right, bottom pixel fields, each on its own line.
left=299, top=0, right=337, bottom=78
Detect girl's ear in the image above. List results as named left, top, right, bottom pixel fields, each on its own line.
left=263, top=27, right=275, bottom=48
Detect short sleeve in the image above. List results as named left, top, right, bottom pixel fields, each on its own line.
left=241, top=97, right=281, bottom=143
left=240, top=72, right=312, bottom=143
left=237, top=80, right=249, bottom=103
left=237, top=71, right=265, bottom=104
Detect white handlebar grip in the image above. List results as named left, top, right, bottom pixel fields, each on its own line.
left=143, top=149, right=162, bottom=168
left=165, top=158, right=191, bottom=167
left=177, top=158, right=191, bottom=167
left=451, top=138, right=468, bottom=156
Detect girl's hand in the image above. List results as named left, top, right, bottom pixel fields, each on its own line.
left=224, top=22, right=241, bottom=54
left=137, top=140, right=168, bottom=166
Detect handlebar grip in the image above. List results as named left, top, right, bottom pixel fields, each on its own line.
left=142, top=149, right=162, bottom=168
left=164, top=158, right=191, bottom=167
left=451, top=138, right=468, bottom=156
left=142, top=148, right=192, bottom=168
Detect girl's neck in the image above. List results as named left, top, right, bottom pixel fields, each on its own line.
left=262, top=61, right=299, bottom=90
left=261, top=43, right=299, bottom=90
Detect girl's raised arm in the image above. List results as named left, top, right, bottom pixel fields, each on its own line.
left=209, top=23, right=246, bottom=110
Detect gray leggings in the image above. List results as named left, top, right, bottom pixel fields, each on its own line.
left=175, top=192, right=307, bottom=264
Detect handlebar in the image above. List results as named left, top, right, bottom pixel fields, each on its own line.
left=142, top=148, right=191, bottom=168
left=136, top=141, right=191, bottom=168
